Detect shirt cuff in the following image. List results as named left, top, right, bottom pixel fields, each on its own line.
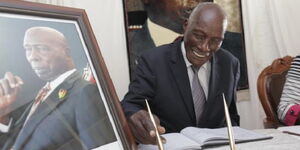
left=284, top=105, right=300, bottom=126
left=0, top=118, right=12, bottom=133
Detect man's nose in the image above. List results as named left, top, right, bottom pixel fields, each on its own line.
left=199, top=39, right=210, bottom=52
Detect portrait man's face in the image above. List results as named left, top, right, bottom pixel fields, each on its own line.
left=183, top=6, right=226, bottom=67
left=23, top=28, right=72, bottom=81
left=143, top=0, right=212, bottom=33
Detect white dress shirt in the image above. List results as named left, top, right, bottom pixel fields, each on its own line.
left=181, top=42, right=211, bottom=100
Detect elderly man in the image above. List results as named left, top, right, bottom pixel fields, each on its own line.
left=122, top=2, right=240, bottom=144
left=129, top=0, right=212, bottom=73
left=0, top=27, right=116, bottom=150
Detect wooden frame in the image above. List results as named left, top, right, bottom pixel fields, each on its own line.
left=0, top=0, right=135, bottom=149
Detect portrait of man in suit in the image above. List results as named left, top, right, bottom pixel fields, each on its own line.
left=0, top=26, right=116, bottom=150
left=122, top=2, right=240, bottom=144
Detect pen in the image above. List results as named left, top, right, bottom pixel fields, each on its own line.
left=223, top=93, right=236, bottom=150
left=145, top=99, right=165, bottom=150
left=282, top=131, right=300, bottom=136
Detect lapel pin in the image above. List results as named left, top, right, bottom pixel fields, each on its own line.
left=58, top=89, right=67, bottom=99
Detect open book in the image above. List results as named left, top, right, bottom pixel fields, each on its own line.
left=138, top=126, right=272, bottom=150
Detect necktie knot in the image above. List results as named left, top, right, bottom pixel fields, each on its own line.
left=192, top=65, right=200, bottom=73
left=34, top=83, right=50, bottom=105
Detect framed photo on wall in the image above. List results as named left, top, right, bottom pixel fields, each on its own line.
left=0, top=0, right=135, bottom=149
left=125, top=0, right=248, bottom=90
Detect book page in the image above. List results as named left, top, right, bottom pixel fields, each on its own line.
left=181, top=126, right=272, bottom=147
left=137, top=133, right=201, bottom=150
left=180, top=127, right=229, bottom=146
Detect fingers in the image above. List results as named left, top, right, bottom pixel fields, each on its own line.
left=14, top=75, right=24, bottom=86
left=158, top=126, right=166, bottom=135
left=0, top=78, right=14, bottom=96
left=0, top=72, right=23, bottom=96
left=129, top=110, right=166, bottom=144
left=5, top=72, right=18, bottom=89
left=0, top=72, right=23, bottom=110
left=129, top=110, right=157, bottom=144
left=5, top=72, right=23, bottom=88
left=153, top=114, right=166, bottom=134
left=128, top=120, right=151, bottom=144
left=130, top=110, right=157, bottom=144
left=152, top=114, right=167, bottom=143
left=142, top=113, right=157, bottom=136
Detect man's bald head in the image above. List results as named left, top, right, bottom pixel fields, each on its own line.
left=188, top=2, right=228, bottom=32
left=24, top=27, right=69, bottom=51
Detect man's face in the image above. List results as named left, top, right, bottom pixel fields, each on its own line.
left=24, top=30, right=71, bottom=81
left=144, top=0, right=211, bottom=33
left=183, top=8, right=226, bottom=67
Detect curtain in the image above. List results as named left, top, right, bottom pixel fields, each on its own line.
left=241, top=0, right=300, bottom=129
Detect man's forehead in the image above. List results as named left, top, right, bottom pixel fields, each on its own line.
left=24, top=30, right=66, bottom=45
left=191, top=5, right=226, bottom=22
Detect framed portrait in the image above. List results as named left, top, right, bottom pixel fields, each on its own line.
left=0, top=0, right=135, bottom=150
left=125, top=0, right=248, bottom=90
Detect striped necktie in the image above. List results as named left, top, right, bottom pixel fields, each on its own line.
left=191, top=66, right=206, bottom=126
left=25, top=83, right=51, bottom=123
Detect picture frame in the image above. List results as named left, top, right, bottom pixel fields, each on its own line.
left=0, top=0, right=136, bottom=149
left=125, top=0, right=248, bottom=90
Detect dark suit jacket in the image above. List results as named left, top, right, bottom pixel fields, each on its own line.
left=122, top=39, right=240, bottom=133
left=0, top=72, right=116, bottom=150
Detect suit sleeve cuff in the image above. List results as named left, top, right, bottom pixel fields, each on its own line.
left=284, top=105, right=300, bottom=126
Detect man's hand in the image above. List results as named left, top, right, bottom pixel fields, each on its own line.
left=0, top=72, right=23, bottom=122
left=128, top=110, right=166, bottom=144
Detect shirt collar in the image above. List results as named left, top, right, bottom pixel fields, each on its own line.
left=48, top=69, right=76, bottom=90
left=181, top=41, right=210, bottom=70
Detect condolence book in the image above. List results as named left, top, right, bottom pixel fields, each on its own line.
left=138, top=126, right=273, bottom=150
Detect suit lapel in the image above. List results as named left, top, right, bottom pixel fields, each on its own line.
left=168, top=39, right=195, bottom=121
left=207, top=53, right=222, bottom=101
left=14, top=101, right=34, bottom=126
left=13, top=72, right=81, bottom=149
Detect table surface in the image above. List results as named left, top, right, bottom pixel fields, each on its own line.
left=205, top=129, right=300, bottom=150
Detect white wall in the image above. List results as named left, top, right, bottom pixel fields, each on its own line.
left=69, top=0, right=130, bottom=100
left=70, top=0, right=130, bottom=100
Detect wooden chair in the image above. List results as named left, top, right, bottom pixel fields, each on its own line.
left=257, top=56, right=294, bottom=128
